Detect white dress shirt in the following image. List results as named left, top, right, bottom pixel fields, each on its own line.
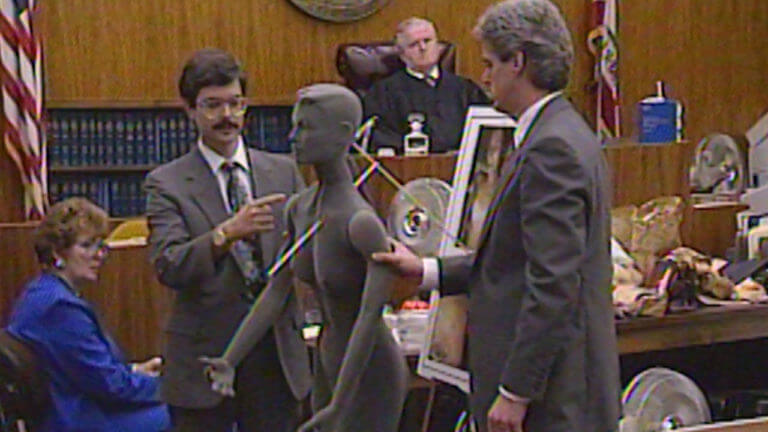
left=405, top=65, right=440, bottom=86
left=197, top=136, right=253, bottom=213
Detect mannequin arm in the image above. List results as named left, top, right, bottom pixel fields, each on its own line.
left=223, top=192, right=303, bottom=365
left=199, top=237, right=294, bottom=396
left=222, top=261, right=293, bottom=365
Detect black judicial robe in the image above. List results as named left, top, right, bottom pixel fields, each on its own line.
left=362, top=68, right=489, bottom=154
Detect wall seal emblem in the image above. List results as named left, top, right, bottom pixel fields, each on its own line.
left=288, top=0, right=391, bottom=23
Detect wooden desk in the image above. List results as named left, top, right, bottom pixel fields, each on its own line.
left=83, top=246, right=172, bottom=360
left=678, top=417, right=768, bottom=432
left=617, top=304, right=768, bottom=354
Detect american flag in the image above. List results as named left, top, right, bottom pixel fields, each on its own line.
left=588, top=0, right=620, bottom=142
left=1, top=0, right=46, bottom=219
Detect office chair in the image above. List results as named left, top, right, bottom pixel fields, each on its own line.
left=335, top=40, right=456, bottom=96
left=0, top=330, right=48, bottom=432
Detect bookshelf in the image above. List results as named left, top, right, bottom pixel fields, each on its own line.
left=46, top=106, right=293, bottom=217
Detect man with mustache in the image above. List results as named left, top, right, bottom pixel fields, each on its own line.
left=144, top=48, right=310, bottom=431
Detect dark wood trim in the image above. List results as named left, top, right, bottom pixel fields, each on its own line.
left=50, top=165, right=157, bottom=174
left=46, top=97, right=295, bottom=110
left=617, top=304, right=768, bottom=354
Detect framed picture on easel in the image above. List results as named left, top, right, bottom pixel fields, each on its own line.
left=417, top=106, right=516, bottom=392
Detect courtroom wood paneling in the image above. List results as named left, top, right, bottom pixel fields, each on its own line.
left=0, top=224, right=172, bottom=360
left=40, top=1, right=599, bottom=109
left=620, top=0, right=768, bottom=145
left=603, top=141, right=742, bottom=257
left=604, top=141, right=696, bottom=207
left=0, top=146, right=24, bottom=222
left=682, top=204, right=746, bottom=259
left=0, top=224, right=40, bottom=323
left=84, top=246, right=173, bottom=360
left=359, top=154, right=457, bottom=217
left=41, top=0, right=439, bottom=105
left=41, top=0, right=768, bottom=145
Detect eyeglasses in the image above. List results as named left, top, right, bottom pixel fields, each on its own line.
left=76, top=238, right=109, bottom=256
left=195, top=97, right=248, bottom=119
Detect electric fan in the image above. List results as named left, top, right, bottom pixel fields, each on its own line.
left=621, top=367, right=711, bottom=432
left=386, top=178, right=451, bottom=256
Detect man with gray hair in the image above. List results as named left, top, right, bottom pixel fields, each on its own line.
left=362, top=17, right=488, bottom=154
left=373, top=1, right=620, bottom=431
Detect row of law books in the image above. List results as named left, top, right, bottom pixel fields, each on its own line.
left=49, top=173, right=147, bottom=218
left=47, top=106, right=294, bottom=168
left=47, top=106, right=293, bottom=217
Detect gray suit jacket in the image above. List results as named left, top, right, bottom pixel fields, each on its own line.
left=144, top=146, right=311, bottom=408
left=441, top=97, right=620, bottom=432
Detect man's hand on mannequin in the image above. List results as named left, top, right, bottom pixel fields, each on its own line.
left=371, top=239, right=424, bottom=280
left=372, top=239, right=425, bottom=303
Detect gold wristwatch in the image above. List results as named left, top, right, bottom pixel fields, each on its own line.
left=212, top=226, right=231, bottom=248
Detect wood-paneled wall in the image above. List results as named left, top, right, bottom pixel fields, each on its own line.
left=38, top=0, right=768, bottom=145
left=620, top=1, right=768, bottom=143
left=604, top=141, right=695, bottom=207
left=8, top=0, right=592, bottom=220
left=0, top=151, right=24, bottom=222
left=2, top=0, right=764, bottom=221
left=38, top=0, right=592, bottom=107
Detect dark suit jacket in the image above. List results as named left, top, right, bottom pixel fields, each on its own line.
left=441, top=96, right=620, bottom=432
left=7, top=273, right=169, bottom=431
left=144, top=146, right=311, bottom=408
left=362, top=68, right=489, bottom=154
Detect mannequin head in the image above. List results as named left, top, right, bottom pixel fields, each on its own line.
left=290, top=83, right=362, bottom=165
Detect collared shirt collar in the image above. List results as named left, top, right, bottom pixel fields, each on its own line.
left=513, top=91, right=562, bottom=148
left=405, top=65, right=440, bottom=82
left=197, top=135, right=249, bottom=174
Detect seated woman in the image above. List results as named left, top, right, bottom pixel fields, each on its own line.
left=201, top=83, right=408, bottom=432
left=5, top=197, right=170, bottom=432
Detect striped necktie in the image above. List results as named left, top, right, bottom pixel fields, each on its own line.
left=220, top=161, right=265, bottom=302
left=221, top=161, right=248, bottom=214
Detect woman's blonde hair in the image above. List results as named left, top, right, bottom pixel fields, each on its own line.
left=33, top=197, right=109, bottom=265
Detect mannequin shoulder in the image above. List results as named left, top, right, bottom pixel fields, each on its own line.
left=347, top=210, right=389, bottom=256
left=286, top=187, right=315, bottom=210
left=283, top=187, right=318, bottom=226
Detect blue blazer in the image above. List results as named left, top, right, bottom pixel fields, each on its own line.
left=6, top=273, right=170, bottom=432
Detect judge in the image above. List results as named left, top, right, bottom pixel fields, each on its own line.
left=363, top=17, right=489, bottom=154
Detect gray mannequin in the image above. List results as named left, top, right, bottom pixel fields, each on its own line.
left=200, top=83, right=408, bottom=432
